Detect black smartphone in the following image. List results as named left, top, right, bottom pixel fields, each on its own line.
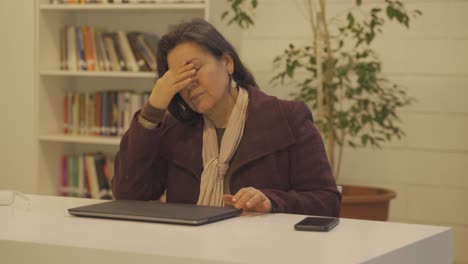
left=294, top=216, right=339, bottom=232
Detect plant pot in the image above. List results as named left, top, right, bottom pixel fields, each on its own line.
left=340, top=185, right=396, bottom=221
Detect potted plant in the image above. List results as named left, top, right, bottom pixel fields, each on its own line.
left=222, top=0, right=421, bottom=220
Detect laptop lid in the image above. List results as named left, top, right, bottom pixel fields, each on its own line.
left=68, top=200, right=242, bottom=226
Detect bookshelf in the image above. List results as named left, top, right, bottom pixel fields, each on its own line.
left=35, top=0, right=235, bottom=197
left=40, top=70, right=155, bottom=78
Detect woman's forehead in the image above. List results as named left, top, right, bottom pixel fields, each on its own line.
left=167, top=42, right=205, bottom=69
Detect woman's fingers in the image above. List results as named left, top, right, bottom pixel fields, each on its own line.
left=224, top=188, right=272, bottom=213
left=147, top=62, right=196, bottom=110
left=231, top=187, right=249, bottom=203
left=174, top=62, right=195, bottom=74
left=171, top=66, right=196, bottom=84
left=222, top=194, right=235, bottom=205
left=245, top=192, right=264, bottom=209
left=166, top=65, right=195, bottom=84
left=235, top=191, right=256, bottom=209
left=172, top=77, right=194, bottom=93
left=254, top=199, right=272, bottom=213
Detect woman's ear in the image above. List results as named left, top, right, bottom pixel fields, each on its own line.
left=222, top=53, right=234, bottom=75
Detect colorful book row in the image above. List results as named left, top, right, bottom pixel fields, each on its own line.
left=63, top=90, right=150, bottom=136
left=51, top=0, right=204, bottom=4
left=59, top=153, right=114, bottom=199
left=60, top=26, right=159, bottom=72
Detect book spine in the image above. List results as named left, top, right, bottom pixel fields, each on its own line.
left=111, top=32, right=128, bottom=71
left=63, top=92, right=69, bottom=133
left=89, top=26, right=100, bottom=71
left=78, top=154, right=85, bottom=197
left=102, top=33, right=121, bottom=71
left=83, top=26, right=96, bottom=71
left=59, top=155, right=68, bottom=196
left=117, top=31, right=139, bottom=72
left=142, top=32, right=159, bottom=61
left=81, top=153, right=90, bottom=198
left=117, top=91, right=124, bottom=136
left=94, top=153, right=112, bottom=199
left=88, top=93, right=95, bottom=135
left=111, top=91, right=118, bottom=136
left=78, top=93, right=86, bottom=134
left=95, top=29, right=110, bottom=71
left=95, top=92, right=102, bottom=135
left=76, top=27, right=87, bottom=71
left=60, top=26, right=68, bottom=70
left=135, top=34, right=157, bottom=72
left=85, top=154, right=100, bottom=199
left=127, top=32, right=150, bottom=72
left=66, top=26, right=77, bottom=71
left=73, top=93, right=79, bottom=134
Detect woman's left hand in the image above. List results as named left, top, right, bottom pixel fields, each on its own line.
left=223, top=187, right=272, bottom=213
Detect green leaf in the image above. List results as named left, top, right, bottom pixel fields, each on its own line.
left=286, top=65, right=295, bottom=77
left=273, top=56, right=282, bottom=63
left=347, top=13, right=355, bottom=28
left=232, top=0, right=241, bottom=8
left=252, top=0, right=258, bottom=8
left=356, top=0, right=362, bottom=6
left=221, top=11, right=229, bottom=20
left=371, top=8, right=382, bottom=14
left=386, top=6, right=395, bottom=19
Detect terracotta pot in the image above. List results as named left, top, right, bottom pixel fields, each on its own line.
left=340, top=185, right=396, bottom=221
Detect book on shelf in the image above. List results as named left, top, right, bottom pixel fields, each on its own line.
left=95, top=29, right=111, bottom=71
left=61, top=26, right=159, bottom=73
left=117, top=31, right=139, bottom=72
left=50, top=0, right=205, bottom=4
left=126, top=32, right=151, bottom=72
left=63, top=90, right=150, bottom=137
left=109, top=32, right=128, bottom=71
left=65, top=26, right=78, bottom=71
left=59, top=152, right=114, bottom=199
left=75, top=26, right=88, bottom=71
left=101, top=33, right=121, bottom=71
left=83, top=26, right=97, bottom=71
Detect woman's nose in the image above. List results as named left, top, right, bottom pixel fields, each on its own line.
left=189, top=80, right=199, bottom=90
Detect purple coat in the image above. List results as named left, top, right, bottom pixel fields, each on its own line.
left=112, top=87, right=341, bottom=217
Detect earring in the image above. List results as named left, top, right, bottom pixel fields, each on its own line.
left=229, top=73, right=238, bottom=88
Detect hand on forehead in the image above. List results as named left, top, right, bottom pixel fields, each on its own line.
left=187, top=57, right=202, bottom=69
left=168, top=42, right=205, bottom=69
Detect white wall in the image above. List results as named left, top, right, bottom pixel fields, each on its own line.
left=236, top=0, right=467, bottom=263
left=0, top=1, right=37, bottom=193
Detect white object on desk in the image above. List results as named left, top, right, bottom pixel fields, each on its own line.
left=0, top=194, right=453, bottom=264
left=0, top=190, right=30, bottom=206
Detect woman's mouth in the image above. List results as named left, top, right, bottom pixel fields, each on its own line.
left=190, top=92, right=205, bottom=102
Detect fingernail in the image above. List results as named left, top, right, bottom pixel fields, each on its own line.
left=234, top=204, right=240, bottom=209
left=246, top=202, right=251, bottom=208
left=232, top=198, right=237, bottom=202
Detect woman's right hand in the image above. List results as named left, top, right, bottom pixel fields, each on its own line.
left=148, top=61, right=196, bottom=110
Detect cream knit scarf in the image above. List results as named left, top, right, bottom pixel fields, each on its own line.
left=197, top=87, right=249, bottom=206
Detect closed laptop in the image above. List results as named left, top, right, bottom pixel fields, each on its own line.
left=69, top=200, right=242, bottom=226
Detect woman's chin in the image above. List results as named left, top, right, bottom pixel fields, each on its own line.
left=190, top=103, right=212, bottom=115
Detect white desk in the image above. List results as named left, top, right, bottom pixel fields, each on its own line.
left=0, top=194, right=452, bottom=264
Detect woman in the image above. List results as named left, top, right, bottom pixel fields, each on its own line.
left=112, top=19, right=341, bottom=216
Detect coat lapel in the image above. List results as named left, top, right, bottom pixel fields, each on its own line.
left=230, top=87, right=296, bottom=176
left=166, top=119, right=204, bottom=180
left=166, top=86, right=296, bottom=181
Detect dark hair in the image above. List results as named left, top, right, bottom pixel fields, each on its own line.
left=156, top=18, right=257, bottom=125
